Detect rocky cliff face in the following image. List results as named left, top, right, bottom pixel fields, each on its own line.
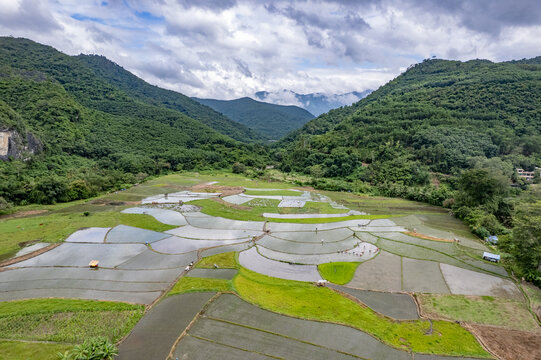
left=0, top=130, right=41, bottom=161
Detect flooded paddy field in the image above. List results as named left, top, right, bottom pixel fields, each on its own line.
left=0, top=172, right=531, bottom=360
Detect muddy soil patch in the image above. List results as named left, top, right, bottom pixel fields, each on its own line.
left=0, top=209, right=48, bottom=220
left=468, top=324, right=541, bottom=360
left=190, top=184, right=244, bottom=197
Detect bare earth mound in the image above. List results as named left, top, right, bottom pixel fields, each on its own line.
left=468, top=324, right=541, bottom=360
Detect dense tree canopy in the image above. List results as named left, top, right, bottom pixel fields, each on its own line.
left=0, top=37, right=269, bottom=206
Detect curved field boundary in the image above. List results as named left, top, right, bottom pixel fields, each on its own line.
left=239, top=247, right=321, bottom=282
left=189, top=293, right=412, bottom=360
left=369, top=233, right=506, bottom=277
left=255, top=244, right=373, bottom=265
left=234, top=267, right=491, bottom=358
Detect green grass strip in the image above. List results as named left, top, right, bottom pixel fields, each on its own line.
left=191, top=198, right=401, bottom=223
left=196, top=252, right=238, bottom=269
left=317, top=262, right=360, bottom=285
left=169, top=277, right=233, bottom=296
left=233, top=267, right=491, bottom=358
left=0, top=298, right=141, bottom=317
left=243, top=190, right=303, bottom=196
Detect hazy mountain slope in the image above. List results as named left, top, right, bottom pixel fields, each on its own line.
left=193, top=97, right=314, bottom=140
left=255, top=90, right=372, bottom=116
left=77, top=54, right=264, bottom=142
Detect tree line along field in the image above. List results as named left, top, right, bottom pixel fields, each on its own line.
left=0, top=172, right=539, bottom=359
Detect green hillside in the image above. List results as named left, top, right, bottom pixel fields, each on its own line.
left=194, top=97, right=314, bottom=140
left=280, top=58, right=541, bottom=178
left=0, top=37, right=267, bottom=206
left=77, top=55, right=264, bottom=142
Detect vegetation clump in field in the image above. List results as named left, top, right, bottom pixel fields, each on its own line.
left=318, top=262, right=360, bottom=285
left=58, top=336, right=118, bottom=360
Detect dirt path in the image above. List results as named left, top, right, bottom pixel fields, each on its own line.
left=404, top=231, right=455, bottom=243
left=190, top=184, right=244, bottom=197
left=0, top=243, right=61, bottom=268
left=0, top=209, right=48, bottom=220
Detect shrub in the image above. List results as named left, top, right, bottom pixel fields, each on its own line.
left=0, top=196, right=12, bottom=214
left=232, top=162, right=246, bottom=174
left=58, top=337, right=118, bottom=360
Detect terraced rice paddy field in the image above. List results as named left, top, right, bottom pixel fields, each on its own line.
left=0, top=171, right=539, bottom=359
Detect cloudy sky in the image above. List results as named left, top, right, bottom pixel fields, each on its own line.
left=1, top=0, right=540, bottom=102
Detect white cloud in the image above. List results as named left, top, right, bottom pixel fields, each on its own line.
left=0, top=0, right=540, bottom=100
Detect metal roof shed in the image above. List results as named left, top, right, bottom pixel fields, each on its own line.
left=482, top=252, right=501, bottom=263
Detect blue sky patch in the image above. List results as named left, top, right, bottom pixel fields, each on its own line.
left=71, top=14, right=106, bottom=25
left=135, top=11, right=164, bottom=23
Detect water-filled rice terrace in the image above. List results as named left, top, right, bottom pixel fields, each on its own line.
left=0, top=172, right=538, bottom=360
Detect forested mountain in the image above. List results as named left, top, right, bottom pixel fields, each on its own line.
left=193, top=97, right=314, bottom=140
left=255, top=90, right=372, bottom=116
left=77, top=55, right=263, bottom=142
left=276, top=58, right=541, bottom=281
left=279, top=58, right=541, bottom=179
left=0, top=37, right=268, bottom=206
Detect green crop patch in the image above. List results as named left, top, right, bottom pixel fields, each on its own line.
left=0, top=340, right=72, bottom=360
left=234, top=267, right=490, bottom=357
left=418, top=294, right=539, bottom=331
left=196, top=252, right=239, bottom=269
left=318, top=262, right=360, bottom=285
left=169, top=277, right=233, bottom=295
left=0, top=298, right=144, bottom=344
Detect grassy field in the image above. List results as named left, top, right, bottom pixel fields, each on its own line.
left=191, top=198, right=397, bottom=223
left=521, top=283, right=541, bottom=324
left=318, top=262, right=360, bottom=285
left=169, top=277, right=233, bottom=296
left=0, top=211, right=175, bottom=261
left=0, top=298, right=144, bottom=343
left=233, top=267, right=490, bottom=357
left=243, top=189, right=304, bottom=196
left=417, top=294, right=539, bottom=331
left=0, top=340, right=72, bottom=360
left=195, top=252, right=238, bottom=269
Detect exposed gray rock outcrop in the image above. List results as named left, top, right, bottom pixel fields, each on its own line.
left=0, top=129, right=41, bottom=161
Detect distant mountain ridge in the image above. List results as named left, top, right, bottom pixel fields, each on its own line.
left=193, top=97, right=314, bottom=140
left=255, top=89, right=373, bottom=116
